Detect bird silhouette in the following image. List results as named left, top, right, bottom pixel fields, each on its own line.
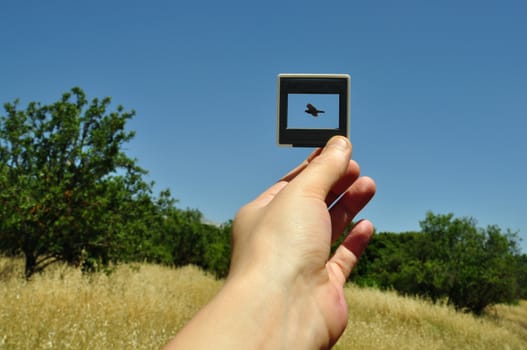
left=305, top=103, right=325, bottom=117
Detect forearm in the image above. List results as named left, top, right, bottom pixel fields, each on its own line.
left=164, top=272, right=324, bottom=350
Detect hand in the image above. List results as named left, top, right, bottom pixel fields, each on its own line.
left=229, top=136, right=376, bottom=348
left=165, top=136, right=376, bottom=350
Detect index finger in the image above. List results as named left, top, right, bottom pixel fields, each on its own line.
left=288, top=136, right=352, bottom=201
left=279, top=147, right=322, bottom=183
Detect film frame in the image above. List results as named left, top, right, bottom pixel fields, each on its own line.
left=277, top=73, right=350, bottom=147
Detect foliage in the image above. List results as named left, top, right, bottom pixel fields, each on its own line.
left=0, top=89, right=161, bottom=276
left=352, top=212, right=526, bottom=314
left=0, top=87, right=233, bottom=279
left=159, top=209, right=232, bottom=278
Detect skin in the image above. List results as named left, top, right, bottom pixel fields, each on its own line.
left=164, top=136, right=376, bottom=349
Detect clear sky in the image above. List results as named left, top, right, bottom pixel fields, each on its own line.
left=1, top=0, right=526, bottom=252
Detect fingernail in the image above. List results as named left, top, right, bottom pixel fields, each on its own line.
left=327, top=136, right=349, bottom=151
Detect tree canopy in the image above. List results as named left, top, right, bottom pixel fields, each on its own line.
left=0, top=87, right=232, bottom=279
left=0, top=88, right=146, bottom=276
left=351, top=212, right=526, bottom=314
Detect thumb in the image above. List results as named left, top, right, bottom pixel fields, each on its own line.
left=292, top=136, right=352, bottom=200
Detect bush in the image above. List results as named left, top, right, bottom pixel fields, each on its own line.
left=352, top=212, right=526, bottom=314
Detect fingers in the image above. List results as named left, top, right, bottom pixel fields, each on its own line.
left=325, top=160, right=360, bottom=207
left=252, top=136, right=373, bottom=228
left=289, top=136, right=353, bottom=200
left=260, top=136, right=350, bottom=208
left=329, top=176, right=376, bottom=243
left=250, top=147, right=324, bottom=209
left=328, top=220, right=374, bottom=285
left=279, top=147, right=322, bottom=183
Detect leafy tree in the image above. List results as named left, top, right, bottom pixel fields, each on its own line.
left=351, top=231, right=421, bottom=289
left=205, top=220, right=232, bottom=278
left=418, top=213, right=521, bottom=313
left=352, top=213, right=524, bottom=314
left=160, top=208, right=231, bottom=278
left=0, top=88, right=155, bottom=277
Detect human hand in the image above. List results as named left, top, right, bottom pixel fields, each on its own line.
left=228, top=136, right=376, bottom=348
left=165, top=136, right=376, bottom=350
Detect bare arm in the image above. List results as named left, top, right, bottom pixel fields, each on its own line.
left=164, top=136, right=376, bottom=349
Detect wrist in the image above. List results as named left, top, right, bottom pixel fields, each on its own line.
left=220, top=269, right=329, bottom=350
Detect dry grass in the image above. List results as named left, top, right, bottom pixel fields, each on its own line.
left=0, top=258, right=223, bottom=349
left=336, top=287, right=527, bottom=350
left=1, top=257, right=526, bottom=349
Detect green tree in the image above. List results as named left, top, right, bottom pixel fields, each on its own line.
left=419, top=213, right=521, bottom=313
left=203, top=220, right=232, bottom=278
left=160, top=208, right=232, bottom=278
left=352, top=213, right=523, bottom=314
left=351, top=231, right=422, bottom=289
left=0, top=88, right=153, bottom=277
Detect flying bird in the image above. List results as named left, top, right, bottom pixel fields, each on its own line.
left=305, top=103, right=325, bottom=117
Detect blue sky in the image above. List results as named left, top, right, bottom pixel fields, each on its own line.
left=1, top=0, right=526, bottom=252
left=288, top=93, right=341, bottom=129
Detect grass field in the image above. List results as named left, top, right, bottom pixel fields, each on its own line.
left=1, top=257, right=526, bottom=349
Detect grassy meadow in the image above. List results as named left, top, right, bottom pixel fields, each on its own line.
left=0, top=257, right=526, bottom=349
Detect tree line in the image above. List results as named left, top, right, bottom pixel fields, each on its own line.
left=350, top=213, right=527, bottom=314
left=1, top=88, right=525, bottom=315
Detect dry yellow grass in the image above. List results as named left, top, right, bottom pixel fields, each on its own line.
left=336, top=287, right=527, bottom=350
left=0, top=258, right=223, bottom=349
left=1, top=257, right=526, bottom=349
